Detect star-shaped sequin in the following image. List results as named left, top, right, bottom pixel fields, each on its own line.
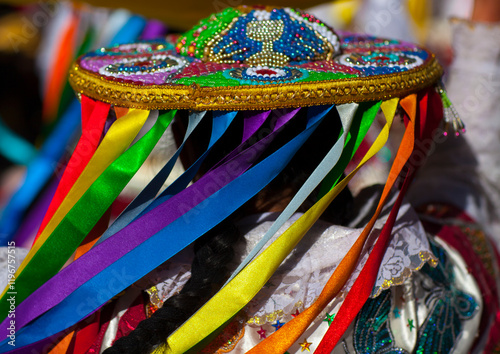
left=393, top=307, right=401, bottom=318
left=291, top=309, right=300, bottom=318
left=323, top=312, right=335, bottom=326
left=299, top=338, right=312, bottom=352
left=257, top=326, right=267, bottom=339
left=407, top=319, right=415, bottom=331
left=272, top=320, right=284, bottom=331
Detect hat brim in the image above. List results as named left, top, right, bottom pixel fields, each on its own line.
left=69, top=34, right=442, bottom=111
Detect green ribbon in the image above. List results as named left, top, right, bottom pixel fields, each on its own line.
left=318, top=101, right=381, bottom=198
left=0, top=110, right=175, bottom=318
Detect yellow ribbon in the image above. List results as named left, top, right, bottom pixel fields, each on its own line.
left=3, top=108, right=149, bottom=297
left=247, top=96, right=415, bottom=353
left=162, top=98, right=399, bottom=354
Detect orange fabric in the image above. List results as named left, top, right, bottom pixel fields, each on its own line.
left=42, top=10, right=79, bottom=122
left=47, top=330, right=75, bottom=354
left=315, top=95, right=418, bottom=352
left=246, top=95, right=418, bottom=354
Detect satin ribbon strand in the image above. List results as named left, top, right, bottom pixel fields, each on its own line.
left=0, top=109, right=161, bottom=318
left=317, top=101, right=380, bottom=198
left=244, top=97, right=400, bottom=354
left=7, top=108, right=149, bottom=284
left=315, top=95, right=418, bottom=353
left=139, top=109, right=293, bottom=219
left=0, top=108, right=296, bottom=342
left=34, top=96, right=110, bottom=243
left=0, top=117, right=37, bottom=165
left=315, top=88, right=443, bottom=352
left=94, top=110, right=207, bottom=244
left=0, top=109, right=288, bottom=341
left=0, top=11, right=145, bottom=247
left=226, top=103, right=347, bottom=285
left=0, top=100, right=81, bottom=244
left=209, top=110, right=270, bottom=171
left=0, top=107, right=324, bottom=352
left=165, top=99, right=397, bottom=354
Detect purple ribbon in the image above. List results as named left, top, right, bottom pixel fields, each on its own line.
left=2, top=108, right=299, bottom=336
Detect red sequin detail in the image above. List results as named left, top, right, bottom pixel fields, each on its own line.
left=255, top=69, right=277, bottom=75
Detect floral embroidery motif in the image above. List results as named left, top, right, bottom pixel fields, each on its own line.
left=271, top=319, right=285, bottom=331
left=299, top=338, right=312, bottom=352
left=323, top=312, right=336, bottom=326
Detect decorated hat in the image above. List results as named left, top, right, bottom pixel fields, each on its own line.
left=69, top=6, right=444, bottom=111
left=0, top=6, right=463, bottom=354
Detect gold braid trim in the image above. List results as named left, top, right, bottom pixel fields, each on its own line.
left=69, top=56, right=442, bottom=110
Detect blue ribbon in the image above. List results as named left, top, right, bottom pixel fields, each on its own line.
left=0, top=118, right=37, bottom=165
left=0, top=100, right=81, bottom=244
left=0, top=13, right=148, bottom=244
left=0, top=106, right=331, bottom=351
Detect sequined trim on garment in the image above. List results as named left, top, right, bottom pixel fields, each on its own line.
left=247, top=302, right=304, bottom=326
left=200, top=313, right=246, bottom=353
left=372, top=250, right=438, bottom=298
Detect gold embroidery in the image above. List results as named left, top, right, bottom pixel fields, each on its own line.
left=69, top=56, right=442, bottom=111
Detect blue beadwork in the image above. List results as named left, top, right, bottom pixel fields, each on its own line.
left=223, top=66, right=307, bottom=84
left=211, top=8, right=328, bottom=64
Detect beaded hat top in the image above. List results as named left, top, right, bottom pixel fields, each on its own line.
left=1, top=6, right=463, bottom=354
left=69, top=5, right=443, bottom=110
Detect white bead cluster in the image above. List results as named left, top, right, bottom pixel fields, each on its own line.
left=245, top=66, right=287, bottom=78
left=253, top=9, right=272, bottom=21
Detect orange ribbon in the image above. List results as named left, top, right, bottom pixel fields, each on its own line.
left=246, top=95, right=417, bottom=354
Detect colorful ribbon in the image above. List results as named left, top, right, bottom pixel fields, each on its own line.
left=0, top=117, right=37, bottom=165
left=244, top=98, right=399, bottom=354
left=314, top=95, right=418, bottom=352
left=95, top=110, right=234, bottom=246
left=0, top=100, right=81, bottom=244
left=226, top=102, right=380, bottom=286
left=316, top=88, right=443, bottom=352
left=34, top=96, right=110, bottom=242
left=0, top=108, right=162, bottom=318
left=0, top=107, right=326, bottom=352
left=0, top=7, right=146, bottom=244
left=164, top=99, right=397, bottom=354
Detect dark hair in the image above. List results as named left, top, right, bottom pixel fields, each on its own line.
left=104, top=107, right=353, bottom=353
left=103, top=220, right=241, bottom=354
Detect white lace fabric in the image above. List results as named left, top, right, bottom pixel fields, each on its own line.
left=145, top=201, right=436, bottom=327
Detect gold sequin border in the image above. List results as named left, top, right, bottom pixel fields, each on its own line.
left=69, top=56, right=443, bottom=111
